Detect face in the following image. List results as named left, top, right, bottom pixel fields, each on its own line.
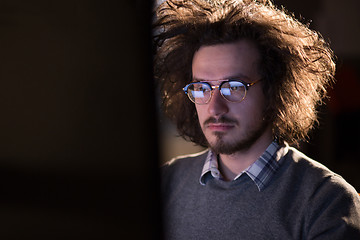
left=192, top=40, right=272, bottom=154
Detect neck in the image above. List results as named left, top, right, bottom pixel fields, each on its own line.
left=218, top=128, right=273, bottom=181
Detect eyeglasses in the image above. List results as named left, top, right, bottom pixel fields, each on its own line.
left=183, top=78, right=261, bottom=105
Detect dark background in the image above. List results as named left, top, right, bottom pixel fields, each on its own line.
left=0, top=0, right=160, bottom=239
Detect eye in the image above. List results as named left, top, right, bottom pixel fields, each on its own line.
left=194, top=85, right=203, bottom=91
left=230, top=85, right=242, bottom=91
left=193, top=83, right=210, bottom=92
left=227, top=81, right=245, bottom=91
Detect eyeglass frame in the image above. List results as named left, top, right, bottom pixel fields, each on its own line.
left=183, top=78, right=262, bottom=105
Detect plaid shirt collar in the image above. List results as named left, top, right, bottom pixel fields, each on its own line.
left=199, top=141, right=288, bottom=191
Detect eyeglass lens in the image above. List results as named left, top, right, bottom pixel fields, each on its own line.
left=187, top=81, right=246, bottom=104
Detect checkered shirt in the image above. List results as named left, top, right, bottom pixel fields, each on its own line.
left=199, top=141, right=287, bottom=191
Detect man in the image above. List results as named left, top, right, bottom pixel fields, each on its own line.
left=153, top=0, right=360, bottom=239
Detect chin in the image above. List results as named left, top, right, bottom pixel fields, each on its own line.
left=210, top=139, right=253, bottom=155
left=208, top=123, right=270, bottom=154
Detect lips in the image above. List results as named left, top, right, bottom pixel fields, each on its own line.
left=203, top=116, right=238, bottom=133
left=206, top=123, right=235, bottom=131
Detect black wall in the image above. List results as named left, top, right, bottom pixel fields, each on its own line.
left=0, top=0, right=160, bottom=239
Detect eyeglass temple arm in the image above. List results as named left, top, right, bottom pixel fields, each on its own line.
left=246, top=78, right=262, bottom=87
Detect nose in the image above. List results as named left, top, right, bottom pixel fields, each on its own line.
left=207, top=88, right=229, bottom=117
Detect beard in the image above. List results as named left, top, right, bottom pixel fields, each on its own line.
left=204, top=116, right=270, bottom=155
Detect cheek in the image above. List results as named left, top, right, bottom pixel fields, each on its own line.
left=229, top=98, right=265, bottom=121
left=195, top=105, right=207, bottom=123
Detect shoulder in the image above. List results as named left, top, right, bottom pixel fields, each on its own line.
left=282, top=146, right=360, bottom=238
left=162, top=149, right=209, bottom=177
left=161, top=149, right=209, bottom=180
left=284, top=146, right=342, bottom=180
left=161, top=149, right=209, bottom=197
left=163, top=149, right=209, bottom=169
left=283, top=146, right=358, bottom=194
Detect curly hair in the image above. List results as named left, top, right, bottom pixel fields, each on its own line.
left=153, top=0, right=335, bottom=146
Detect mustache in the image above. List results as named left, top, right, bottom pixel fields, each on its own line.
left=204, top=116, right=238, bottom=125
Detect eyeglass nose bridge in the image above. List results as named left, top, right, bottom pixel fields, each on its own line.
left=206, top=84, right=223, bottom=104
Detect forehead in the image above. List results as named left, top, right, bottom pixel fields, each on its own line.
left=192, top=40, right=261, bottom=81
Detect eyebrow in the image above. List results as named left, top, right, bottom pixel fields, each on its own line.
left=192, top=74, right=251, bottom=82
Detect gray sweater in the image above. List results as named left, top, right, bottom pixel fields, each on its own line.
left=162, top=146, right=360, bottom=239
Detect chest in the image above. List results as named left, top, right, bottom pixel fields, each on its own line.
left=163, top=177, right=305, bottom=240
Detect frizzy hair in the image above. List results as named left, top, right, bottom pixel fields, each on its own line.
left=153, top=0, right=335, bottom=146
